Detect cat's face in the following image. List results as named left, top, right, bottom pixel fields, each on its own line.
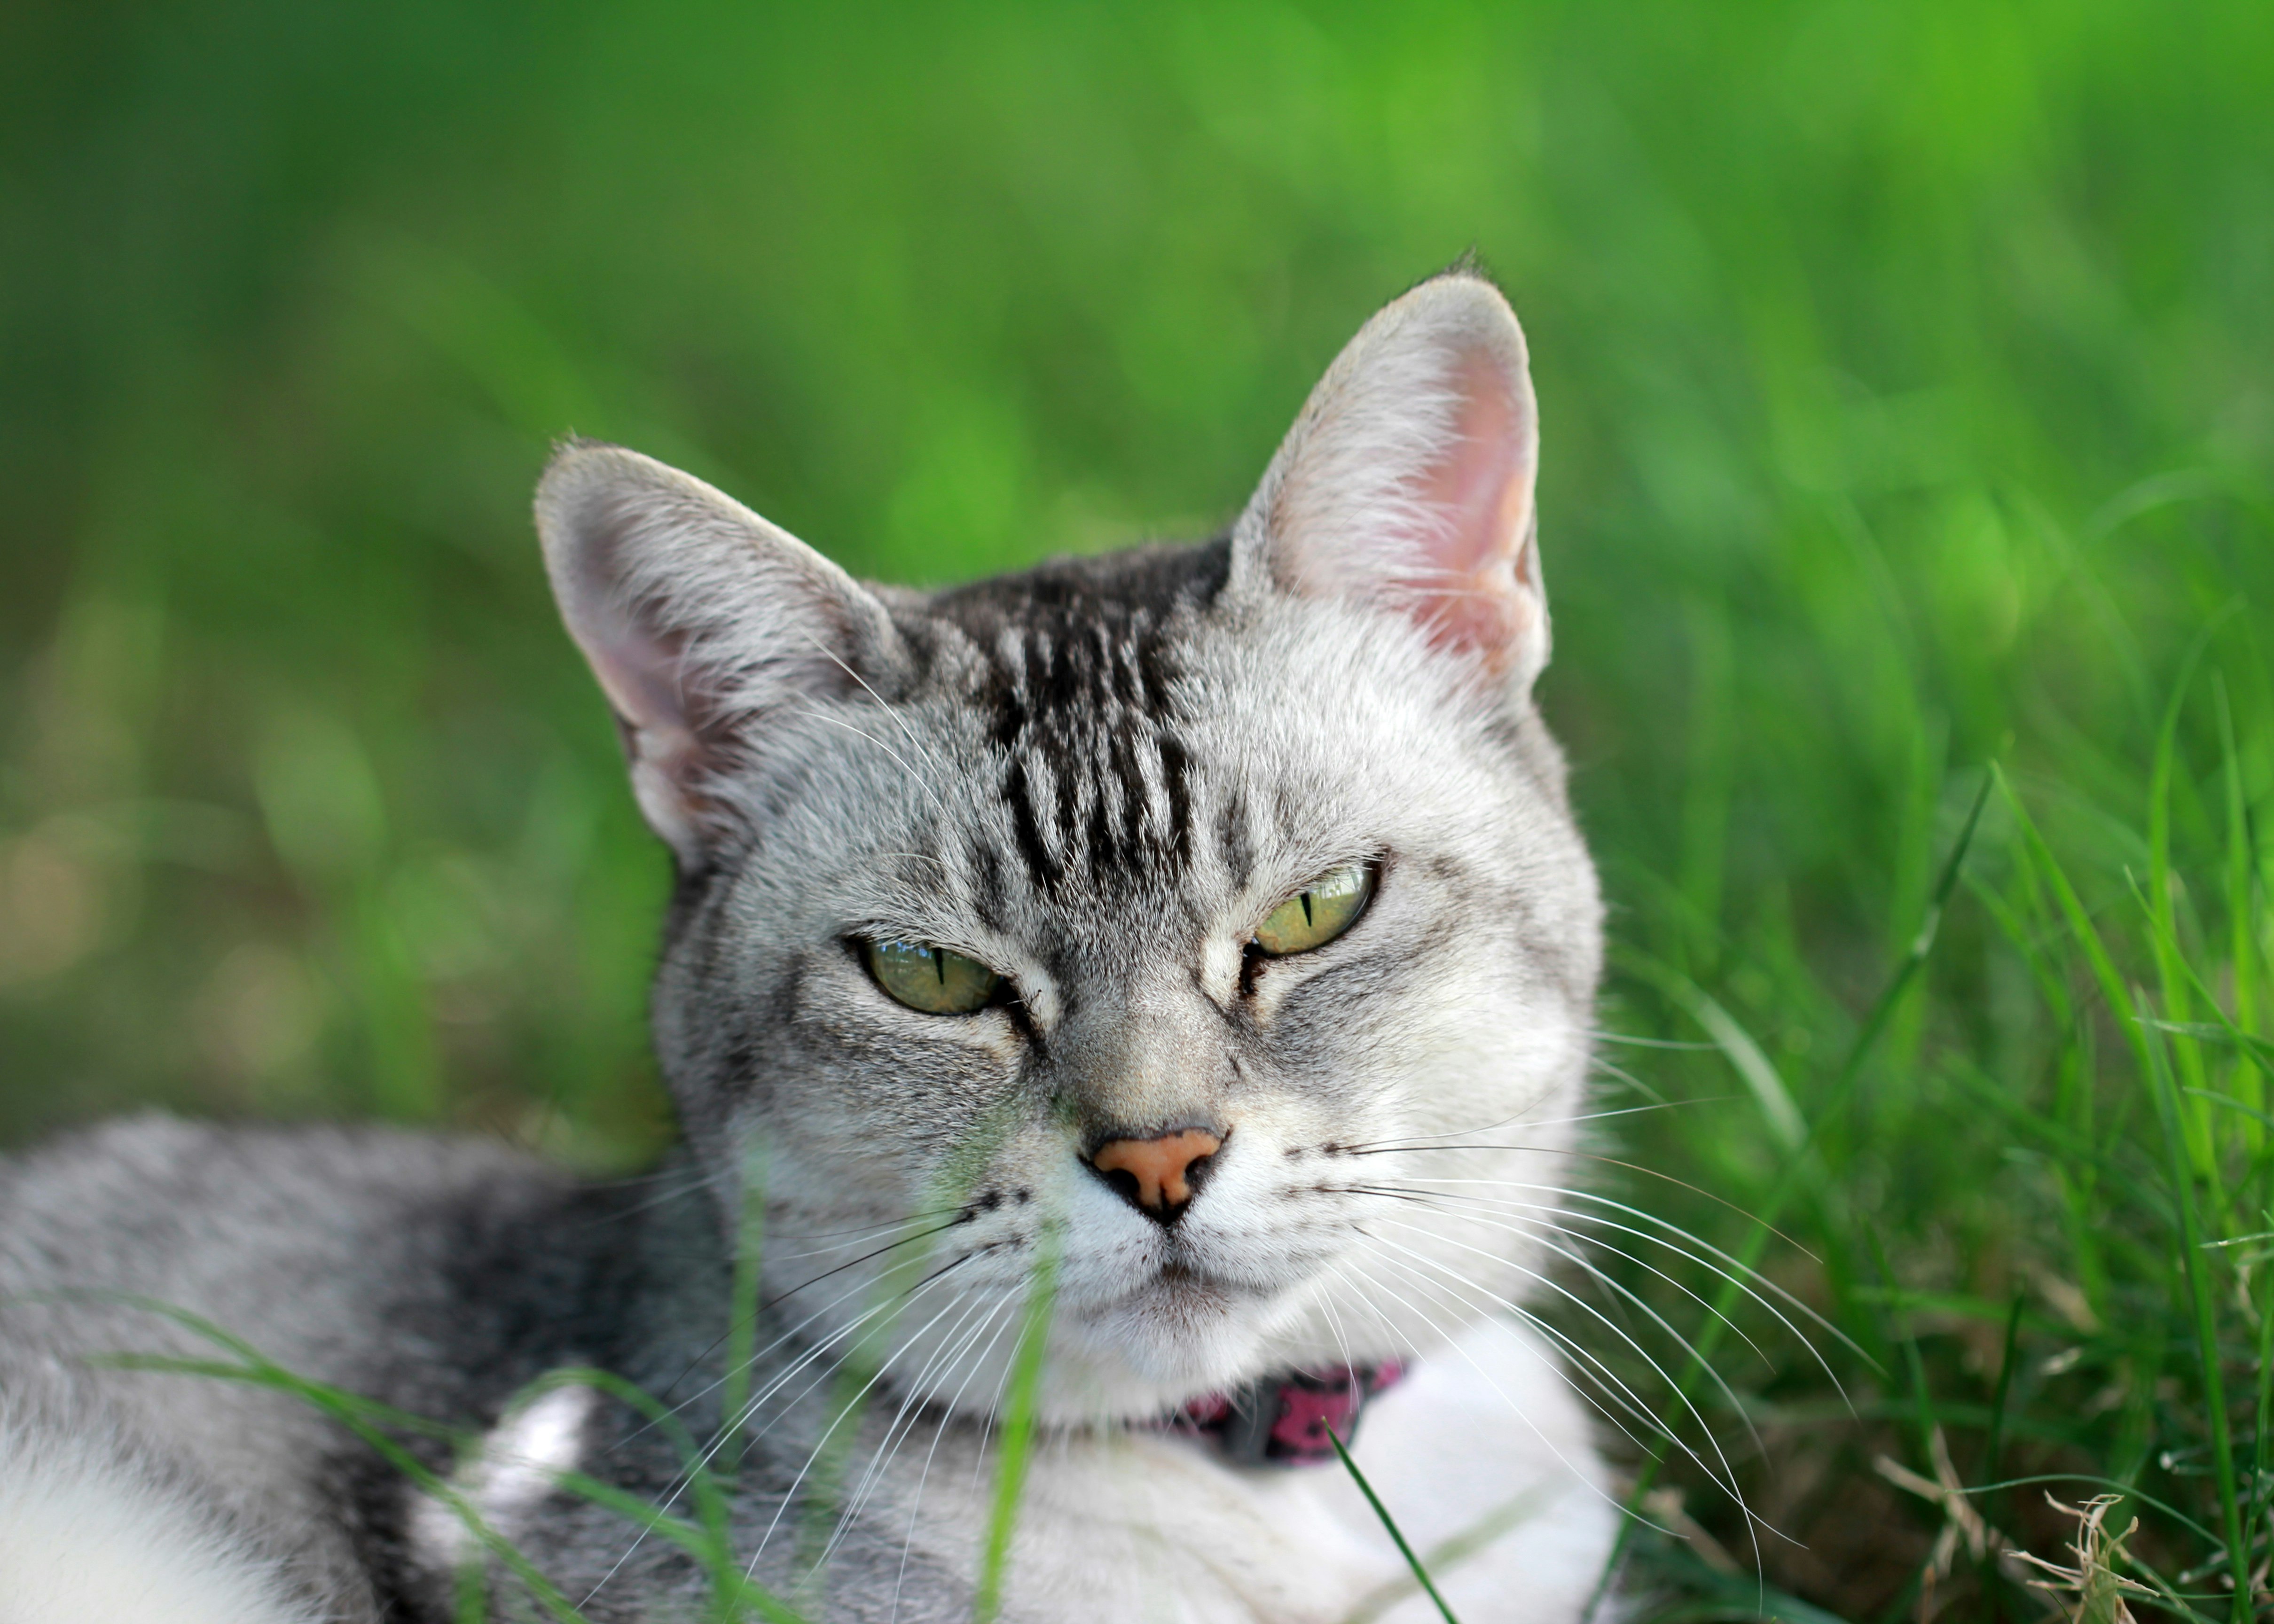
left=538, top=272, right=1600, bottom=1425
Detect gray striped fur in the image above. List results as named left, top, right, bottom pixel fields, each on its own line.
left=0, top=269, right=1615, bottom=1622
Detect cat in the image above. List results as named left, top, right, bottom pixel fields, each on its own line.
left=0, top=266, right=1615, bottom=1623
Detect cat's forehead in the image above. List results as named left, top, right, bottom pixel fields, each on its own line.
left=917, top=539, right=1233, bottom=703
left=891, top=541, right=1237, bottom=905
left=854, top=538, right=1482, bottom=946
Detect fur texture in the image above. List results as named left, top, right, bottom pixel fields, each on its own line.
left=0, top=269, right=1615, bottom=1620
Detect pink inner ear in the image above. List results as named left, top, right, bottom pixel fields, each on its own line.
left=589, top=625, right=703, bottom=761
left=1409, top=352, right=1539, bottom=667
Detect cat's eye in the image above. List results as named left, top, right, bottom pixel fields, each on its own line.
left=1253, top=862, right=1375, bottom=957
left=864, top=939, right=1004, bottom=1015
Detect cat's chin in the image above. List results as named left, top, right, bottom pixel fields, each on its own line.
left=1028, top=1266, right=1288, bottom=1423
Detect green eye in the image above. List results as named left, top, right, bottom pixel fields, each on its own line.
left=1253, top=862, right=1375, bottom=957
left=864, top=939, right=1004, bottom=1015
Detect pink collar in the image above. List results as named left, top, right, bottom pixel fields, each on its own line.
left=1155, top=1362, right=1405, bottom=1466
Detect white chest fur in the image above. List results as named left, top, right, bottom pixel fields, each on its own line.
left=917, top=1316, right=1615, bottom=1624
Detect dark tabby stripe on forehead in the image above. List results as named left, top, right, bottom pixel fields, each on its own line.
left=1215, top=788, right=1255, bottom=892
left=928, top=540, right=1229, bottom=896
left=1002, top=755, right=1060, bottom=891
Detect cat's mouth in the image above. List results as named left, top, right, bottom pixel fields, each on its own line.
left=1079, top=1263, right=1246, bottom=1356
left=1125, top=1256, right=1266, bottom=1308
left=1058, top=1253, right=1288, bottom=1393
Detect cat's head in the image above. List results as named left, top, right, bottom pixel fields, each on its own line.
left=536, top=270, right=1600, bottom=1425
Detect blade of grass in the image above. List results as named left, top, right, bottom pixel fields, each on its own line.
left=1675, top=594, right=1734, bottom=982
left=1980, top=1288, right=2028, bottom=1585
left=1982, top=1292, right=2025, bottom=1486
left=1862, top=1224, right=1937, bottom=1462
left=1999, top=765, right=2180, bottom=1542
left=1960, top=1475, right=2225, bottom=1546
left=1581, top=772, right=1990, bottom=1620
left=2254, top=1213, right=2274, bottom=1563
left=1343, top=1487, right=1555, bottom=1624
left=1614, top=949, right=1806, bottom=1157
left=1997, top=765, right=2155, bottom=1082
left=89, top=1296, right=812, bottom=1624
left=456, top=1552, right=489, bottom=1624
left=2138, top=997, right=2250, bottom=1619
left=1835, top=772, right=1992, bottom=1107
left=2148, top=623, right=2223, bottom=1188
left=2214, top=677, right=2262, bottom=1156
left=1327, top=1424, right=1462, bottom=1624
left=106, top=1348, right=594, bottom=1623
left=1956, top=873, right=2116, bottom=1313
left=2164, top=1027, right=2274, bottom=1068
left=1986, top=809, right=2113, bottom=1311
left=972, top=1225, right=1059, bottom=1624
left=530, top=1365, right=762, bottom=1621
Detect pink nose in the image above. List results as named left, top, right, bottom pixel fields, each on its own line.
left=1088, top=1128, right=1223, bottom=1220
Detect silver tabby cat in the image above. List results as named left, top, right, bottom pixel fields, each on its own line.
left=0, top=270, right=1614, bottom=1622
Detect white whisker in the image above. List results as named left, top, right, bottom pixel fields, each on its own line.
left=582, top=1257, right=957, bottom=1606
left=1342, top=1244, right=1669, bottom=1467
left=744, top=1257, right=987, bottom=1576
left=792, top=625, right=956, bottom=795
left=1335, top=1249, right=1675, bottom=1537
left=892, top=1296, right=1023, bottom=1622
left=1352, top=1185, right=1775, bottom=1368
left=789, top=707, right=950, bottom=817
left=1372, top=1209, right=1769, bottom=1463
left=817, top=1287, right=1006, bottom=1570
left=1354, top=1226, right=1761, bottom=1539
left=1389, top=1176, right=1864, bottom=1390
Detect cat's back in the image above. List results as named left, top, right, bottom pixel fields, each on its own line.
left=3, top=1112, right=557, bottom=1273
left=0, top=1114, right=588, bottom=1386
left=0, top=1115, right=619, bottom=1624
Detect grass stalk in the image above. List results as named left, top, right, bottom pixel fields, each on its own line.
left=2215, top=676, right=2264, bottom=1157
left=1582, top=773, right=1989, bottom=1617
left=2138, top=999, right=2250, bottom=1618
left=2148, top=627, right=2223, bottom=1189
left=2253, top=1228, right=2274, bottom=1576
left=1328, top=1425, right=1462, bottom=1624
left=88, top=1296, right=813, bottom=1624
left=972, top=1226, right=1060, bottom=1624
left=1981, top=1292, right=2024, bottom=1509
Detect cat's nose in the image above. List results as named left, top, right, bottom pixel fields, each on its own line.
left=1085, top=1127, right=1223, bottom=1226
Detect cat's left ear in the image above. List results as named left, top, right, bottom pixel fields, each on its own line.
left=535, top=442, right=904, bottom=868
left=1231, top=270, right=1549, bottom=695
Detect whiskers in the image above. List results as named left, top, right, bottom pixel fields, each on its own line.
left=565, top=1102, right=1850, bottom=1612
left=1323, top=1099, right=1702, bottom=1164
left=578, top=1202, right=1015, bottom=1608
left=1303, top=1122, right=1863, bottom=1570
left=1345, top=1137, right=1825, bottom=1265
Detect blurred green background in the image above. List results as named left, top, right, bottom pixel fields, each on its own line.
left=3, top=3, right=2271, bottom=1613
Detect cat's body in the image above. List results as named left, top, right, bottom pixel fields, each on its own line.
left=0, top=271, right=1619, bottom=1622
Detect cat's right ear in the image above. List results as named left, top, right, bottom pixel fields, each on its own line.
left=1230, top=270, right=1551, bottom=697
left=535, top=443, right=901, bottom=868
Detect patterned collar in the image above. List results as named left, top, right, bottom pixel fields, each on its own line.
left=1154, top=1362, right=1405, bottom=1467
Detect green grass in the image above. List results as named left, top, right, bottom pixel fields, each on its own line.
left=3, top=1, right=2272, bottom=1618
left=80, top=1295, right=814, bottom=1623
